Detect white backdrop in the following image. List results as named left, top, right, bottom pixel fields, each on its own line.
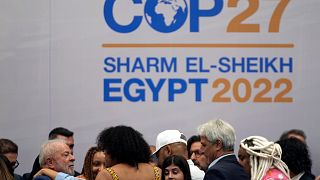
left=0, top=0, right=319, bottom=176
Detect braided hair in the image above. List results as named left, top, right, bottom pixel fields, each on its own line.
left=240, top=136, right=290, bottom=180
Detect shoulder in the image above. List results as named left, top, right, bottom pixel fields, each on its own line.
left=205, top=156, right=249, bottom=180
left=263, top=168, right=289, bottom=180
left=205, top=167, right=249, bottom=180
left=95, top=169, right=114, bottom=180
left=215, top=155, right=244, bottom=170
left=113, top=163, right=161, bottom=180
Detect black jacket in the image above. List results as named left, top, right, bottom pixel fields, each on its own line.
left=204, top=154, right=250, bottom=180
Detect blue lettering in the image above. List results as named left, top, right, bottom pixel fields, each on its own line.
left=104, top=0, right=142, bottom=33
left=132, top=57, right=145, bottom=72
left=104, top=57, right=116, bottom=73
left=189, top=79, right=208, bottom=101
left=232, top=57, right=245, bottom=72
left=280, top=57, right=293, bottom=73
left=168, top=79, right=187, bottom=101
left=146, top=78, right=166, bottom=101
left=247, top=57, right=258, bottom=73
left=146, top=57, right=159, bottom=72
left=124, top=78, right=145, bottom=102
left=190, top=0, right=223, bottom=32
left=259, top=57, right=264, bottom=72
left=117, top=57, right=130, bottom=72
left=265, top=57, right=278, bottom=72
left=186, top=57, right=198, bottom=72
left=162, top=57, right=177, bottom=72
left=218, top=57, right=231, bottom=73
left=104, top=78, right=122, bottom=102
left=199, top=57, right=209, bottom=72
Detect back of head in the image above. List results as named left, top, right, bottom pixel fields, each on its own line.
left=0, top=154, right=14, bottom=180
left=97, top=125, right=150, bottom=167
left=161, top=155, right=191, bottom=180
left=279, top=129, right=306, bottom=143
left=48, top=127, right=74, bottom=140
left=197, top=119, right=235, bottom=151
left=0, top=138, right=18, bottom=154
left=277, top=138, right=312, bottom=176
left=240, top=136, right=290, bottom=180
left=39, top=139, right=66, bottom=167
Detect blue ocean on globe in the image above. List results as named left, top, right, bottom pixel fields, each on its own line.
left=144, top=0, right=188, bottom=33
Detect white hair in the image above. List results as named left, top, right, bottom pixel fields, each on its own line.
left=39, top=139, right=66, bottom=167
left=197, top=119, right=236, bottom=151
left=240, top=136, right=290, bottom=180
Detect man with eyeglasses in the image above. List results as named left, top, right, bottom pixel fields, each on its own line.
left=187, top=135, right=209, bottom=171
left=0, top=138, right=23, bottom=180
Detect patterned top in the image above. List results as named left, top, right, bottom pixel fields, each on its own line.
left=262, top=168, right=289, bottom=180
left=105, top=165, right=160, bottom=180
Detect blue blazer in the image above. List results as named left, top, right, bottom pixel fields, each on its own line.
left=204, top=154, right=250, bottom=180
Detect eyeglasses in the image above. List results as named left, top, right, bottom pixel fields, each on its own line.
left=11, top=160, right=19, bottom=169
left=191, top=150, right=203, bottom=158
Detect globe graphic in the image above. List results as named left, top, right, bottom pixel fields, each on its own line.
left=144, top=0, right=188, bottom=33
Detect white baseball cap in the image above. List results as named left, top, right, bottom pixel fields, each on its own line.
left=152, top=130, right=187, bottom=156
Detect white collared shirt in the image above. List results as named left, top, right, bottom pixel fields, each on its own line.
left=187, top=159, right=205, bottom=180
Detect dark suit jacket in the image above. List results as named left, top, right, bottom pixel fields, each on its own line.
left=28, top=155, right=41, bottom=180
left=33, top=175, right=51, bottom=180
left=204, top=154, right=250, bottom=180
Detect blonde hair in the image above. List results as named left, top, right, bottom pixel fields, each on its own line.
left=240, top=136, right=290, bottom=180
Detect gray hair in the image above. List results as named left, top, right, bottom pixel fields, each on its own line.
left=39, top=139, right=66, bottom=167
left=197, top=119, right=236, bottom=151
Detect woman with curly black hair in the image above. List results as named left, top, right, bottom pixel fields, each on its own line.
left=277, top=138, right=315, bottom=180
left=95, top=125, right=161, bottom=180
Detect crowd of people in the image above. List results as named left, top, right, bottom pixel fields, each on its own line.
left=0, top=119, right=319, bottom=180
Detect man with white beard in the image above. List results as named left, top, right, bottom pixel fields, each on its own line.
left=34, top=139, right=76, bottom=180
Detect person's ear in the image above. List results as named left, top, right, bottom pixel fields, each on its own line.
left=214, top=139, right=223, bottom=150
left=165, top=145, right=172, bottom=155
left=46, top=158, right=55, bottom=169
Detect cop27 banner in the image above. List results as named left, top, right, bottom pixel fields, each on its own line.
left=102, top=0, right=293, bottom=103
left=100, top=0, right=319, bottom=173
left=0, top=0, right=319, bottom=175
